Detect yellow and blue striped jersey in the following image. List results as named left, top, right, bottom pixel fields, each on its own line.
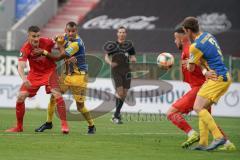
left=64, top=34, right=87, bottom=73
left=189, top=32, right=228, bottom=81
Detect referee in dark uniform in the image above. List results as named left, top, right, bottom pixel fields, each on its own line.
left=104, top=26, right=137, bottom=124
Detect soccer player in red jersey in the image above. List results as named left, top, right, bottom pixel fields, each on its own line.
left=167, top=26, right=236, bottom=150
left=5, top=26, right=69, bottom=134
left=166, top=27, right=217, bottom=148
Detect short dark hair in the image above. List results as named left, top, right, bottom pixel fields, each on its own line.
left=182, top=17, right=199, bottom=33
left=174, top=26, right=185, bottom=34
left=66, top=21, right=77, bottom=28
left=117, top=26, right=127, bottom=32
left=28, top=26, right=40, bottom=32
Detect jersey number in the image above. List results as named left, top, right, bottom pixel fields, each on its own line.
left=208, top=37, right=223, bottom=60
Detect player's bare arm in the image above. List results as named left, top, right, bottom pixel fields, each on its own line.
left=18, top=61, right=31, bottom=88
left=104, top=53, right=118, bottom=68
left=33, top=46, right=66, bottom=61
left=200, top=65, right=218, bottom=81
left=186, top=59, right=216, bottom=80
left=66, top=56, right=77, bottom=64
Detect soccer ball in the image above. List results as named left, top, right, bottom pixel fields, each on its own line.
left=157, top=52, right=174, bottom=69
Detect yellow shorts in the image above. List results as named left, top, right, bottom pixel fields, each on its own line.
left=197, top=74, right=231, bottom=103
left=59, top=73, right=88, bottom=103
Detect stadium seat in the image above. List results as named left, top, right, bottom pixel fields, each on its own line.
left=41, top=0, right=99, bottom=38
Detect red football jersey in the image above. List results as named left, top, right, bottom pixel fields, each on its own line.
left=181, top=39, right=205, bottom=88
left=19, top=37, right=56, bottom=86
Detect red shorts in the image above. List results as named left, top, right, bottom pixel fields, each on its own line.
left=20, top=84, right=52, bottom=97
left=172, top=87, right=201, bottom=114
left=20, top=71, right=60, bottom=97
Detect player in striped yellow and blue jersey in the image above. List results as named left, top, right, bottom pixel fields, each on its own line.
left=34, top=22, right=96, bottom=134
left=182, top=17, right=236, bottom=151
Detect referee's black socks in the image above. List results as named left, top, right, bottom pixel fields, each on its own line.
left=114, top=97, right=124, bottom=118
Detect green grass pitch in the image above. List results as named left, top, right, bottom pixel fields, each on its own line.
left=0, top=108, right=239, bottom=160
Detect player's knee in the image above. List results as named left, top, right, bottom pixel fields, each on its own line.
left=122, top=92, right=127, bottom=98
left=17, top=93, right=27, bottom=102
left=50, top=94, right=55, bottom=101
left=77, top=102, right=84, bottom=111
left=193, top=106, right=201, bottom=113
left=52, top=91, right=62, bottom=99
left=117, top=91, right=125, bottom=99
left=166, top=106, right=177, bottom=119
left=166, top=110, right=172, bottom=119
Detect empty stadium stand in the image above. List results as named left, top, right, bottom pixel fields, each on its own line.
left=41, top=0, right=99, bottom=38
left=76, top=0, right=240, bottom=56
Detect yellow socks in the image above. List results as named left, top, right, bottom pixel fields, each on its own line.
left=47, top=96, right=56, bottom=123
left=199, top=109, right=223, bottom=139
left=199, top=117, right=209, bottom=146
left=79, top=106, right=94, bottom=126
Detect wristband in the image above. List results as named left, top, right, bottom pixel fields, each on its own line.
left=42, top=50, right=48, bottom=56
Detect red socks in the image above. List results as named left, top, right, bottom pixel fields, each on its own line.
left=167, top=112, right=192, bottom=134
left=16, top=102, right=25, bottom=129
left=15, top=97, right=67, bottom=130
left=56, top=97, right=67, bottom=122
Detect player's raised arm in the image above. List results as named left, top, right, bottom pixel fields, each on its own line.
left=32, top=44, right=67, bottom=61
left=49, top=39, right=81, bottom=61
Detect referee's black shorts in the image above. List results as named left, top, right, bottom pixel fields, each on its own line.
left=111, top=70, right=131, bottom=89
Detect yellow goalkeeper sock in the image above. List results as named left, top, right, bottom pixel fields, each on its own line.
left=47, top=96, right=56, bottom=123
left=199, top=117, right=209, bottom=146
left=79, top=106, right=94, bottom=126
left=199, top=109, right=223, bottom=139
